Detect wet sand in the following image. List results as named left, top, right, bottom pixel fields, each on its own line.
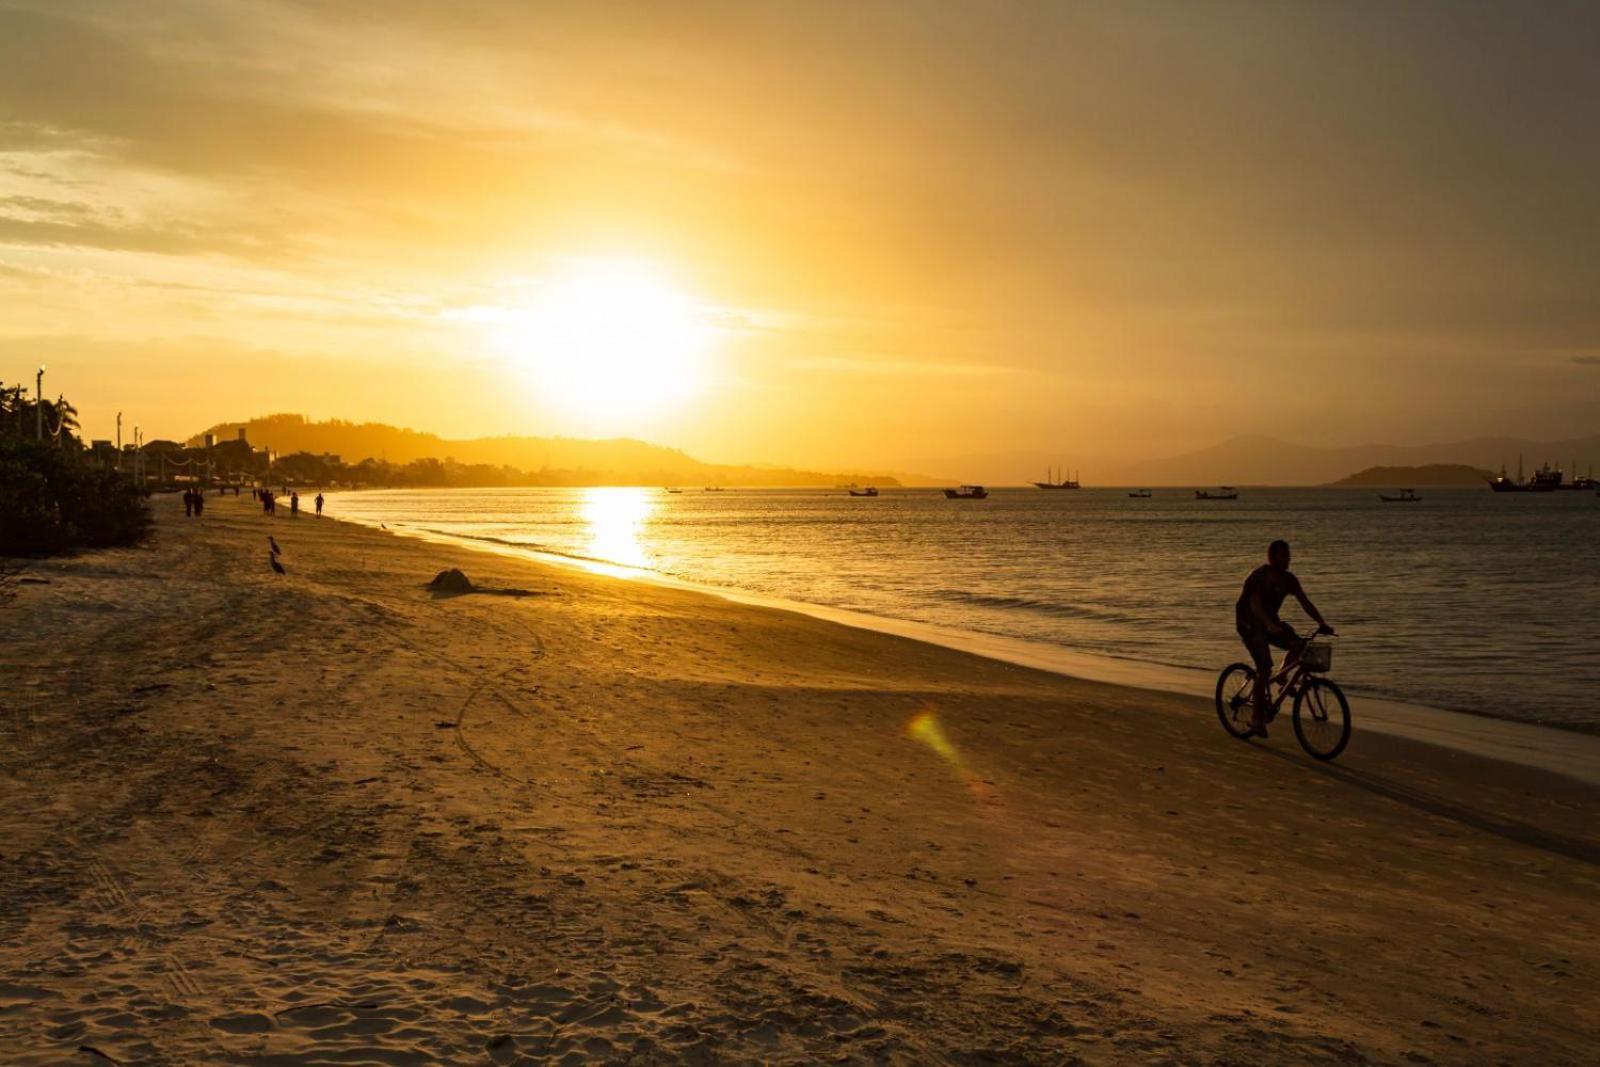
left=2, top=495, right=1596, bottom=1064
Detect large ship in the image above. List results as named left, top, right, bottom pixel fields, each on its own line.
left=1032, top=466, right=1080, bottom=490
left=1489, top=456, right=1565, bottom=492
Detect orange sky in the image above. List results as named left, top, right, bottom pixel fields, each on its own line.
left=1, top=1, right=1597, bottom=470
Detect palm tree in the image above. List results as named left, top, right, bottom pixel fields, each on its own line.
left=45, top=396, right=80, bottom=442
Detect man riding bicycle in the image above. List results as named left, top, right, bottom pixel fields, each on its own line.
left=1235, top=539, right=1334, bottom=738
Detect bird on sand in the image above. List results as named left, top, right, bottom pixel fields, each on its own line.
left=270, top=554, right=286, bottom=575
left=268, top=535, right=281, bottom=556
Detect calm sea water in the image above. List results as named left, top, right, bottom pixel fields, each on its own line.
left=329, top=487, right=1600, bottom=731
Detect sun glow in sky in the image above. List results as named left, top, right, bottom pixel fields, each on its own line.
left=474, top=261, right=714, bottom=432
left=2, top=3, right=1598, bottom=471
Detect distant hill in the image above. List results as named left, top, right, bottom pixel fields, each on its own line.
left=1327, top=464, right=1494, bottom=488
left=189, top=414, right=930, bottom=487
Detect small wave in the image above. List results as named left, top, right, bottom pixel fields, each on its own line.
left=931, top=588, right=1139, bottom=624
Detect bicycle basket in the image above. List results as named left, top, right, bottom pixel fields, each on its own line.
left=1302, top=643, right=1333, bottom=673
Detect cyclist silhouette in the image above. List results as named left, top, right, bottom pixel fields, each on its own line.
left=1235, top=539, right=1334, bottom=737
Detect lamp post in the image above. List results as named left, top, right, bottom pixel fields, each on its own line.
left=35, top=365, right=45, bottom=440
left=116, top=412, right=123, bottom=471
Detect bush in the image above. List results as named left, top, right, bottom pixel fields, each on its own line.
left=0, top=436, right=152, bottom=555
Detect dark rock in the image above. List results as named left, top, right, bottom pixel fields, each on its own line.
left=428, top=568, right=474, bottom=594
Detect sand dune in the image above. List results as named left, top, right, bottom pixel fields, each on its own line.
left=1, top=496, right=1595, bottom=1064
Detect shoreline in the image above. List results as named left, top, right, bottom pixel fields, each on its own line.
left=337, top=512, right=1600, bottom=787
left=4, top=495, right=1596, bottom=1064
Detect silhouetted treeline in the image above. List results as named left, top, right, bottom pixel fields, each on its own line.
left=0, top=387, right=151, bottom=555
left=204, top=414, right=908, bottom=488
left=268, top=450, right=779, bottom=488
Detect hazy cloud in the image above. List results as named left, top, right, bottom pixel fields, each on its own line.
left=792, top=356, right=1012, bottom=378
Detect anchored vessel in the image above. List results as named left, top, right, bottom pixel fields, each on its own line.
left=943, top=485, right=989, bottom=499
left=1195, top=486, right=1239, bottom=500
left=847, top=486, right=879, bottom=497
left=1486, top=456, right=1591, bottom=492
left=1032, top=466, right=1080, bottom=490
left=1379, top=488, right=1421, bottom=503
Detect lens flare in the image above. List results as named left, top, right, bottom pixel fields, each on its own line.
left=907, top=707, right=964, bottom=768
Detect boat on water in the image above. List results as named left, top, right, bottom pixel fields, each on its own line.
left=1032, top=466, right=1080, bottom=490
left=1379, top=488, right=1421, bottom=503
left=1489, top=456, right=1565, bottom=492
left=943, top=485, right=989, bottom=499
left=1195, top=486, right=1239, bottom=500
left=848, top=486, right=879, bottom=497
left=1127, top=489, right=1152, bottom=499
left=663, top=487, right=682, bottom=494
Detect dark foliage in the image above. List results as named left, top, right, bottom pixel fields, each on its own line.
left=0, top=435, right=152, bottom=555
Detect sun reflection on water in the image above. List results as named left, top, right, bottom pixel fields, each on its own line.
left=580, top=486, right=656, bottom=568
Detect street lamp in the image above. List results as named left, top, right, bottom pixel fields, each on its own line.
left=35, top=365, right=45, bottom=440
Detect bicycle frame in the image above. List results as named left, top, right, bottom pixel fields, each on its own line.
left=1259, top=633, right=1329, bottom=717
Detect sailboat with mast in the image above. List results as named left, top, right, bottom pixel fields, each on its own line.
left=1032, top=465, right=1081, bottom=490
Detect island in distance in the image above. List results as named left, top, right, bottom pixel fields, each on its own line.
left=1327, top=464, right=1494, bottom=487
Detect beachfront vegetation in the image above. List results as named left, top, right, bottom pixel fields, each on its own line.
left=0, top=387, right=151, bottom=556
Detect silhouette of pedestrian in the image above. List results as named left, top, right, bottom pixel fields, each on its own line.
left=314, top=492, right=324, bottom=517
left=183, top=489, right=194, bottom=518
left=194, top=490, right=204, bottom=517
left=290, top=491, right=299, bottom=518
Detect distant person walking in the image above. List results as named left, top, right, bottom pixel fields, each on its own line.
left=290, top=491, right=300, bottom=518
left=314, top=492, right=324, bottom=517
left=183, top=489, right=194, bottom=518
left=193, top=489, right=204, bottom=517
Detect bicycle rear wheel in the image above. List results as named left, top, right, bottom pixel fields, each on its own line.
left=1293, top=677, right=1351, bottom=760
left=1214, top=663, right=1257, bottom=740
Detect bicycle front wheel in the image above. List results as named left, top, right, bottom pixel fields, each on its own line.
left=1215, top=663, right=1257, bottom=740
left=1293, top=677, right=1351, bottom=760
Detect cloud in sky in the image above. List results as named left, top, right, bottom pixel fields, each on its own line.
left=1, top=1, right=1598, bottom=464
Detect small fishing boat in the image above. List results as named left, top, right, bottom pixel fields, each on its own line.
left=1127, top=489, right=1152, bottom=499
left=848, top=486, right=879, bottom=497
left=1378, top=488, right=1421, bottom=503
left=1195, top=486, right=1239, bottom=500
left=663, top=487, right=682, bottom=494
left=943, top=485, right=989, bottom=500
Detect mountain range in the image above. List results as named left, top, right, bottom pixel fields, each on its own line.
left=191, top=416, right=1600, bottom=488
left=188, top=415, right=934, bottom=487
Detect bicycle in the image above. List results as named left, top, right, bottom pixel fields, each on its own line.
left=1215, top=629, right=1351, bottom=760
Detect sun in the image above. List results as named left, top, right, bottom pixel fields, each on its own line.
left=485, top=259, right=713, bottom=426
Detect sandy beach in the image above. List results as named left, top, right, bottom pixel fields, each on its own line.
left=2, top=495, right=1596, bottom=1065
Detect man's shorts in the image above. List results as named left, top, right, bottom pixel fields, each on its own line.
left=1237, top=622, right=1303, bottom=674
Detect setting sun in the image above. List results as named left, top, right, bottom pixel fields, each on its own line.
left=482, top=260, right=713, bottom=427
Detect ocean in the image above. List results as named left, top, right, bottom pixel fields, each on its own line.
left=327, top=486, right=1600, bottom=732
